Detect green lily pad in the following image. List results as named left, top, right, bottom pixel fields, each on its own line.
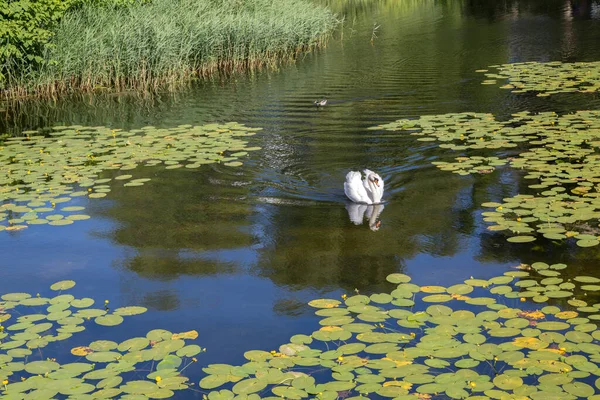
left=493, top=374, right=523, bottom=390
left=24, top=360, right=60, bottom=374
left=113, top=306, right=148, bottom=316
left=95, top=314, right=124, bottom=326
left=232, top=378, right=267, bottom=395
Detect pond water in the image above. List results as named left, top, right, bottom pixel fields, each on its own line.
left=3, top=0, right=600, bottom=397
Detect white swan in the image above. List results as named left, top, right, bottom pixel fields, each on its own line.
left=344, top=169, right=384, bottom=204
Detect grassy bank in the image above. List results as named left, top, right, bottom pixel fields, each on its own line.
left=2, top=0, right=338, bottom=98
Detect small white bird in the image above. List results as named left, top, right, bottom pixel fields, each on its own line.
left=344, top=169, right=384, bottom=204
left=314, top=99, right=327, bottom=106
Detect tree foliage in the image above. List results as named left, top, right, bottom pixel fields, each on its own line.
left=0, top=0, right=148, bottom=87
left=0, top=0, right=73, bottom=84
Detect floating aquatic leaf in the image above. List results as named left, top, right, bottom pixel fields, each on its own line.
left=422, top=294, right=452, bottom=303
left=121, top=380, right=159, bottom=394
left=62, top=206, right=85, bottom=212
left=564, top=382, right=595, bottom=397
left=172, top=330, right=199, bottom=340
left=113, top=306, right=147, bottom=316
left=308, top=299, right=341, bottom=309
left=232, top=378, right=267, bottom=395
left=49, top=219, right=74, bottom=226
left=24, top=360, right=60, bottom=374
left=176, top=344, right=202, bottom=357
left=89, top=340, right=119, bottom=352
left=86, top=351, right=121, bottom=362
left=71, top=298, right=94, bottom=308
left=507, top=236, right=536, bottom=243
left=577, top=239, right=599, bottom=248
left=386, top=273, right=411, bottom=284
left=118, top=337, right=150, bottom=352
left=157, top=354, right=183, bottom=370
left=243, top=350, right=272, bottom=362
left=581, top=285, right=600, bottom=291
left=536, top=321, right=571, bottom=331
left=574, top=276, right=600, bottom=283
left=2, top=293, right=31, bottom=301
left=66, top=214, right=91, bottom=221
left=71, top=346, right=93, bottom=356
left=493, top=374, right=523, bottom=390
left=50, top=280, right=76, bottom=291
left=95, top=314, right=124, bottom=326
left=147, top=329, right=173, bottom=342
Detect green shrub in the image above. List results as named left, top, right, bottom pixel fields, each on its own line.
left=0, top=0, right=149, bottom=88
left=0, top=0, right=73, bottom=84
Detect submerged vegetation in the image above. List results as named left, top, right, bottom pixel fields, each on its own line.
left=0, top=123, right=261, bottom=231
left=371, top=109, right=600, bottom=246
left=0, top=280, right=201, bottom=398
left=199, top=262, right=600, bottom=400
left=478, top=62, right=600, bottom=96
left=1, top=0, right=338, bottom=98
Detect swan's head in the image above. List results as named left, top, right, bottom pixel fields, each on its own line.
left=368, top=174, right=381, bottom=187
left=364, top=169, right=383, bottom=187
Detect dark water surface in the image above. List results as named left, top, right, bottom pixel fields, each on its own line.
left=3, top=0, right=600, bottom=395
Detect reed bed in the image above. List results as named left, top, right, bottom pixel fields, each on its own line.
left=2, top=0, right=338, bottom=99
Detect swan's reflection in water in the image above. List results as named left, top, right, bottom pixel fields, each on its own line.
left=346, top=203, right=385, bottom=231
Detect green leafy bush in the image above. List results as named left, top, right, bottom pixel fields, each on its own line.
left=0, top=0, right=73, bottom=84
left=0, top=0, right=149, bottom=88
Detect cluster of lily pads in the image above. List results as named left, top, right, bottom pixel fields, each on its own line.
left=370, top=110, right=600, bottom=245
left=200, top=262, right=600, bottom=400
left=477, top=61, right=600, bottom=96
left=0, top=280, right=202, bottom=399
left=0, top=122, right=261, bottom=231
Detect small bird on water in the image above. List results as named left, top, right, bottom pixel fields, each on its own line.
left=314, top=99, right=327, bottom=106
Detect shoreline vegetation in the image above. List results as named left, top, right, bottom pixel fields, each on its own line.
left=1, top=0, right=339, bottom=100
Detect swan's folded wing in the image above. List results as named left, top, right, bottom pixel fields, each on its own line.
left=344, top=171, right=371, bottom=203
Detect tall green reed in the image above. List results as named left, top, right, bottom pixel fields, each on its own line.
left=2, top=0, right=338, bottom=98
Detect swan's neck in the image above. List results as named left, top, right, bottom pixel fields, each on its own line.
left=367, top=181, right=383, bottom=203
left=371, top=188, right=382, bottom=203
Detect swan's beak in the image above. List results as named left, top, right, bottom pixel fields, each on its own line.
left=372, top=178, right=380, bottom=187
